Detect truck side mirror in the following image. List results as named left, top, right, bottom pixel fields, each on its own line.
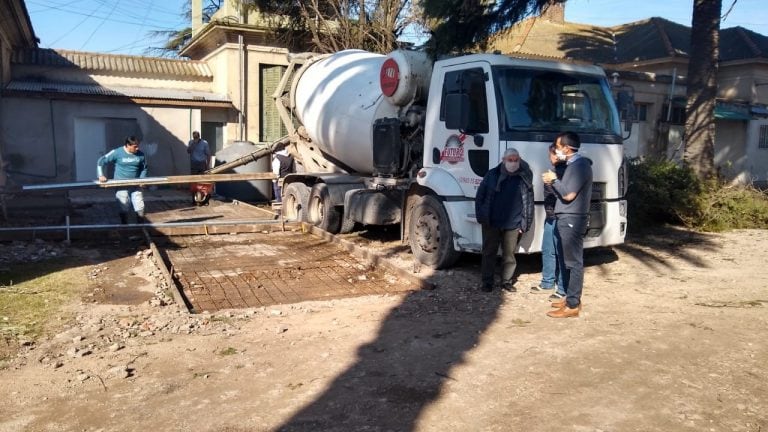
left=445, top=93, right=470, bottom=130
left=616, top=90, right=635, bottom=133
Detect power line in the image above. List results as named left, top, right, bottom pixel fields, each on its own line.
left=28, top=0, right=184, bottom=29
left=79, top=1, right=120, bottom=50
left=129, top=0, right=156, bottom=55
left=46, top=1, right=104, bottom=48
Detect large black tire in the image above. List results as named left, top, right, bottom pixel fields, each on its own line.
left=283, top=182, right=310, bottom=222
left=308, top=183, right=342, bottom=233
left=408, top=194, right=460, bottom=269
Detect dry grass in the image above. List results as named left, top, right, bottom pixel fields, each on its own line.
left=0, top=259, right=86, bottom=363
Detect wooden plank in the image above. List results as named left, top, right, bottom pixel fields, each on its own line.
left=23, top=172, right=277, bottom=191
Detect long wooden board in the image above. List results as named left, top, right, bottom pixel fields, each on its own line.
left=22, top=172, right=277, bottom=191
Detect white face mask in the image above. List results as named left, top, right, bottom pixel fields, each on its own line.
left=504, top=161, right=520, bottom=172
left=555, top=149, right=567, bottom=161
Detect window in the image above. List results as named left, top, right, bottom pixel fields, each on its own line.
left=260, top=64, right=288, bottom=143
left=661, top=98, right=687, bottom=125
left=620, top=103, right=648, bottom=122
left=492, top=67, right=621, bottom=135
left=660, top=104, right=686, bottom=125
left=759, top=125, right=768, bottom=149
left=440, top=68, right=489, bottom=134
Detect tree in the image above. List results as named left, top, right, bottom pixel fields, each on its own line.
left=683, top=0, right=722, bottom=180
left=419, top=0, right=559, bottom=56
left=248, top=0, right=418, bottom=53
left=145, top=0, right=223, bottom=57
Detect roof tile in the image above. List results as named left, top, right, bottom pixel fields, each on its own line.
left=5, top=80, right=230, bottom=103
left=487, top=16, right=768, bottom=65
left=11, top=48, right=213, bottom=79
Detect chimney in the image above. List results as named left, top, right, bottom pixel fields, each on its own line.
left=192, top=0, right=203, bottom=37
left=540, top=1, right=565, bottom=24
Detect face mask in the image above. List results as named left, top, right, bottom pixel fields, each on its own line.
left=504, top=161, right=520, bottom=172
left=555, top=149, right=567, bottom=161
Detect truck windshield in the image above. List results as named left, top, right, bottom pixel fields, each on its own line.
left=492, top=66, right=621, bottom=137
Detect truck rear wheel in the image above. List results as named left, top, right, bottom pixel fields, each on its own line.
left=408, top=194, right=460, bottom=269
left=283, top=182, right=309, bottom=222
left=308, top=183, right=342, bottom=233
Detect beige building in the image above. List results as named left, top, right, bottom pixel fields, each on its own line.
left=487, top=3, right=768, bottom=185
left=0, top=0, right=295, bottom=188
left=3, top=49, right=232, bottom=181
left=0, top=0, right=37, bottom=193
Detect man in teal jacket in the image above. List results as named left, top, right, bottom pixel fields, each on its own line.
left=97, top=136, right=148, bottom=224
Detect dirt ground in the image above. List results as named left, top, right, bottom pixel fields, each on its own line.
left=0, top=226, right=766, bottom=432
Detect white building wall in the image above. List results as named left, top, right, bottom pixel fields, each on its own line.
left=744, top=119, right=768, bottom=184
left=715, top=120, right=749, bottom=182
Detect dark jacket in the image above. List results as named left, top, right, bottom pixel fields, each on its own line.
left=475, top=160, right=534, bottom=232
left=275, top=153, right=295, bottom=177
left=553, top=155, right=593, bottom=215
left=544, top=162, right=567, bottom=219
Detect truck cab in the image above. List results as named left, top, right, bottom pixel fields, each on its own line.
left=408, top=54, right=627, bottom=268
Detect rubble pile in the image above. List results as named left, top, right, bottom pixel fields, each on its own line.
left=0, top=239, right=67, bottom=266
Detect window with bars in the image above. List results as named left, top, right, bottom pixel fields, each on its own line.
left=260, top=64, right=288, bottom=143
left=620, top=103, right=648, bottom=122
left=759, top=125, right=768, bottom=149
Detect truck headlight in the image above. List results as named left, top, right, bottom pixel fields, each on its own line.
left=618, top=160, right=627, bottom=197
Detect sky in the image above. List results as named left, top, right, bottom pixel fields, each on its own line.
left=25, top=0, right=768, bottom=56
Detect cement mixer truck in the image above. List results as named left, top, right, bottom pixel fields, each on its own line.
left=273, top=49, right=628, bottom=269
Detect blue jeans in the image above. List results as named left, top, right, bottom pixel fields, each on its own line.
left=272, top=181, right=282, bottom=203
left=540, top=217, right=566, bottom=295
left=115, top=188, right=144, bottom=216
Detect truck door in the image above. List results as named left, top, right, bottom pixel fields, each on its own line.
left=429, top=63, right=499, bottom=199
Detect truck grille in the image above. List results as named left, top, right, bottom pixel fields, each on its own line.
left=586, top=182, right=606, bottom=238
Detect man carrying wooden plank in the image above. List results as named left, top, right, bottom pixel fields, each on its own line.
left=97, top=136, right=148, bottom=224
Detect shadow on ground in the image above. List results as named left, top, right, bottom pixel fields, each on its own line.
left=617, top=225, right=718, bottom=271
left=273, top=224, right=717, bottom=431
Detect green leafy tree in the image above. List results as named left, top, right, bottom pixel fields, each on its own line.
left=419, top=0, right=559, bottom=56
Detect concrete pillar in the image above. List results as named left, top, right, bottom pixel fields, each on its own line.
left=192, top=0, right=203, bottom=37
left=540, top=1, right=565, bottom=23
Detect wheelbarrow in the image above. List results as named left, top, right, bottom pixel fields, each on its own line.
left=190, top=181, right=214, bottom=206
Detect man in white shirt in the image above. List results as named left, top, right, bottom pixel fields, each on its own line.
left=271, top=147, right=294, bottom=203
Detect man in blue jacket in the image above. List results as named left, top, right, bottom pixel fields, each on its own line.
left=475, top=148, right=534, bottom=292
left=97, top=136, right=148, bottom=224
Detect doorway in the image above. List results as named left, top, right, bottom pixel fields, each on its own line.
left=201, top=122, right=224, bottom=156
left=74, top=117, right=141, bottom=181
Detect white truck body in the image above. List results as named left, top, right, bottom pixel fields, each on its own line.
left=274, top=49, right=628, bottom=268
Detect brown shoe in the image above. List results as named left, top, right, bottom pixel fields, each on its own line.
left=550, top=299, right=566, bottom=309
left=547, top=305, right=581, bottom=318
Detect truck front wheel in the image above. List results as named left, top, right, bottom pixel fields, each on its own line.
left=408, top=195, right=460, bottom=269
left=283, top=182, right=309, bottom=222
left=308, top=183, right=342, bottom=233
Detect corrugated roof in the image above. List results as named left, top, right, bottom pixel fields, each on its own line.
left=5, top=80, right=230, bottom=103
left=487, top=16, right=768, bottom=65
left=11, top=48, right=212, bottom=79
